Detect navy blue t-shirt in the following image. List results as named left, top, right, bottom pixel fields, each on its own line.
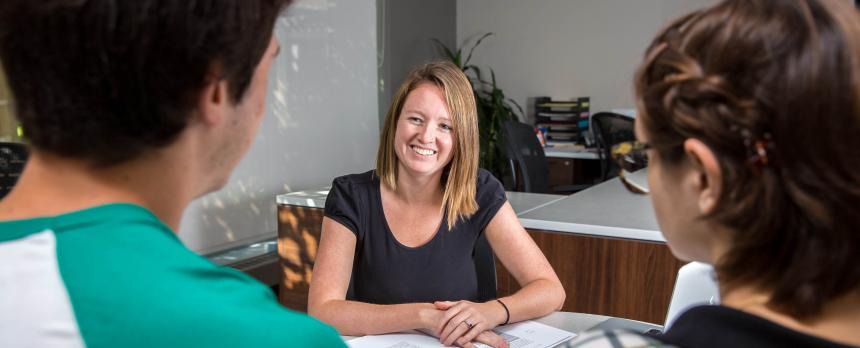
left=324, top=169, right=507, bottom=304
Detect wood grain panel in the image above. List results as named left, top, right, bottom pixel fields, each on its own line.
left=277, top=204, right=324, bottom=312
left=496, top=229, right=684, bottom=324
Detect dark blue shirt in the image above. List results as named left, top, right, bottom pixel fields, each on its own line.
left=324, top=169, right=506, bottom=304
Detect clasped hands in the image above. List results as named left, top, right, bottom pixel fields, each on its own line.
left=420, top=300, right=509, bottom=348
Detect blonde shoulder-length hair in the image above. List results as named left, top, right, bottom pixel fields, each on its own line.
left=376, top=61, right=479, bottom=229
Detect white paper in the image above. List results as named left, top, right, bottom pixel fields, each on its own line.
left=347, top=321, right=576, bottom=348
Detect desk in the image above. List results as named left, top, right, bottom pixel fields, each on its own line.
left=518, top=171, right=662, bottom=242
left=543, top=147, right=600, bottom=160
left=272, top=191, right=565, bottom=311
left=543, top=148, right=601, bottom=187
left=505, top=191, right=567, bottom=215
left=275, top=176, right=682, bottom=323
left=495, top=175, right=683, bottom=324
left=342, top=312, right=661, bottom=347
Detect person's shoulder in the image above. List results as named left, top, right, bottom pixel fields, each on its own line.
left=124, top=265, right=345, bottom=346
left=138, top=302, right=345, bottom=346
left=563, top=329, right=675, bottom=348
left=333, top=170, right=376, bottom=185
left=475, top=168, right=505, bottom=198
left=475, top=168, right=504, bottom=191
left=329, top=169, right=377, bottom=200
left=330, top=169, right=377, bottom=192
left=476, top=168, right=498, bottom=184
left=194, top=303, right=345, bottom=347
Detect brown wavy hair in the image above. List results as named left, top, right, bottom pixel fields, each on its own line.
left=635, top=0, right=860, bottom=318
left=376, top=61, right=479, bottom=229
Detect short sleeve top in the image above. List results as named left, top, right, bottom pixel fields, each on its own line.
left=0, top=203, right=344, bottom=347
left=324, top=169, right=507, bottom=304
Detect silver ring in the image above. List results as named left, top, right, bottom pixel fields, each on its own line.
left=464, top=320, right=475, bottom=329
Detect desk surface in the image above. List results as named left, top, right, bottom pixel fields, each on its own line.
left=519, top=172, right=663, bottom=242
left=544, top=147, right=600, bottom=160
left=274, top=170, right=662, bottom=243
left=276, top=190, right=568, bottom=216
left=343, top=312, right=661, bottom=347
left=505, top=191, right=566, bottom=215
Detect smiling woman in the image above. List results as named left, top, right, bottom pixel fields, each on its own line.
left=307, top=61, right=566, bottom=348
left=377, top=62, right=480, bottom=230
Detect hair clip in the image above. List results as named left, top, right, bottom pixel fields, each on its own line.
left=744, top=132, right=774, bottom=175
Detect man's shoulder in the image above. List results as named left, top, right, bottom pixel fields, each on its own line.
left=64, top=236, right=344, bottom=346
left=80, top=293, right=345, bottom=347
left=146, top=300, right=345, bottom=347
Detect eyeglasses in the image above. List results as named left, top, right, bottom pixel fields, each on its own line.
left=610, top=141, right=650, bottom=195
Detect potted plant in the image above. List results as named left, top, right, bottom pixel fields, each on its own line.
left=432, top=33, right=524, bottom=182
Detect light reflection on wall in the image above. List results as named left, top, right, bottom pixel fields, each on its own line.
left=179, top=0, right=379, bottom=254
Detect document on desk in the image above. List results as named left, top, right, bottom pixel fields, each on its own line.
left=346, top=320, right=576, bottom=348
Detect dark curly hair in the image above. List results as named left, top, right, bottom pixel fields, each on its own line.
left=635, top=0, right=860, bottom=318
left=0, top=0, right=292, bottom=166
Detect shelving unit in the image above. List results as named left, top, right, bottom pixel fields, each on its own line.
left=534, top=96, right=590, bottom=145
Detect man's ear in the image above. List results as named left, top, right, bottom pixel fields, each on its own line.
left=682, top=138, right=722, bottom=215
left=196, top=71, right=228, bottom=127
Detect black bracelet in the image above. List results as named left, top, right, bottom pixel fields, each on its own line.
left=496, top=299, right=510, bottom=325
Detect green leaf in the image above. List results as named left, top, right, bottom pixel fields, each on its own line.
left=430, top=38, right=456, bottom=62
left=464, top=33, right=494, bottom=66
left=426, top=32, right=523, bottom=180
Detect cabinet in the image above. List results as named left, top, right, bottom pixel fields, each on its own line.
left=546, top=156, right=602, bottom=187
left=496, top=229, right=684, bottom=324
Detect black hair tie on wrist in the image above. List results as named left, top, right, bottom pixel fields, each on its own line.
left=496, top=299, right=510, bottom=325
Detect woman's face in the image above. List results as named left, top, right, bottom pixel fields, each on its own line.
left=393, top=83, right=456, bottom=179
left=637, top=120, right=716, bottom=263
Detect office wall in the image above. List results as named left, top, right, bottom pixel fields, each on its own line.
left=179, top=0, right=379, bottom=253
left=377, top=0, right=457, bottom=123
left=457, top=0, right=715, bottom=120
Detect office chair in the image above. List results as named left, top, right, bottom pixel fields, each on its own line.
left=591, top=112, right=636, bottom=181
left=0, top=142, right=28, bottom=200
left=664, top=262, right=720, bottom=330
left=501, top=120, right=590, bottom=194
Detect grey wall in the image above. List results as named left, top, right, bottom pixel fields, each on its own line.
left=179, top=0, right=379, bottom=254
left=457, top=0, right=715, bottom=121
left=377, top=0, right=456, bottom=123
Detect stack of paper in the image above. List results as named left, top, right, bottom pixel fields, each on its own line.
left=347, top=320, right=576, bottom=348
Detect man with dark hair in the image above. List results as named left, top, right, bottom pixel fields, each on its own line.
left=0, top=1, right=344, bottom=346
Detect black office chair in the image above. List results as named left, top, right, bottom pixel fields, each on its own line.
left=501, top=120, right=589, bottom=194
left=591, top=112, right=636, bottom=181
left=0, top=142, right=28, bottom=200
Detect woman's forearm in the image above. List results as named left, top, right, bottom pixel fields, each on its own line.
left=310, top=300, right=438, bottom=336
left=499, top=278, right=566, bottom=324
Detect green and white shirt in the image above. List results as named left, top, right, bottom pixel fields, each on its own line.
left=0, top=203, right=344, bottom=347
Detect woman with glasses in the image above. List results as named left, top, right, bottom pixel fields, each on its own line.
left=568, top=0, right=860, bottom=347
left=308, top=61, right=565, bottom=348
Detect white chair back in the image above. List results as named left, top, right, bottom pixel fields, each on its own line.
left=664, top=262, right=720, bottom=330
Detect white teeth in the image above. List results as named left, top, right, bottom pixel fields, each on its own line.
left=411, top=145, right=437, bottom=156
